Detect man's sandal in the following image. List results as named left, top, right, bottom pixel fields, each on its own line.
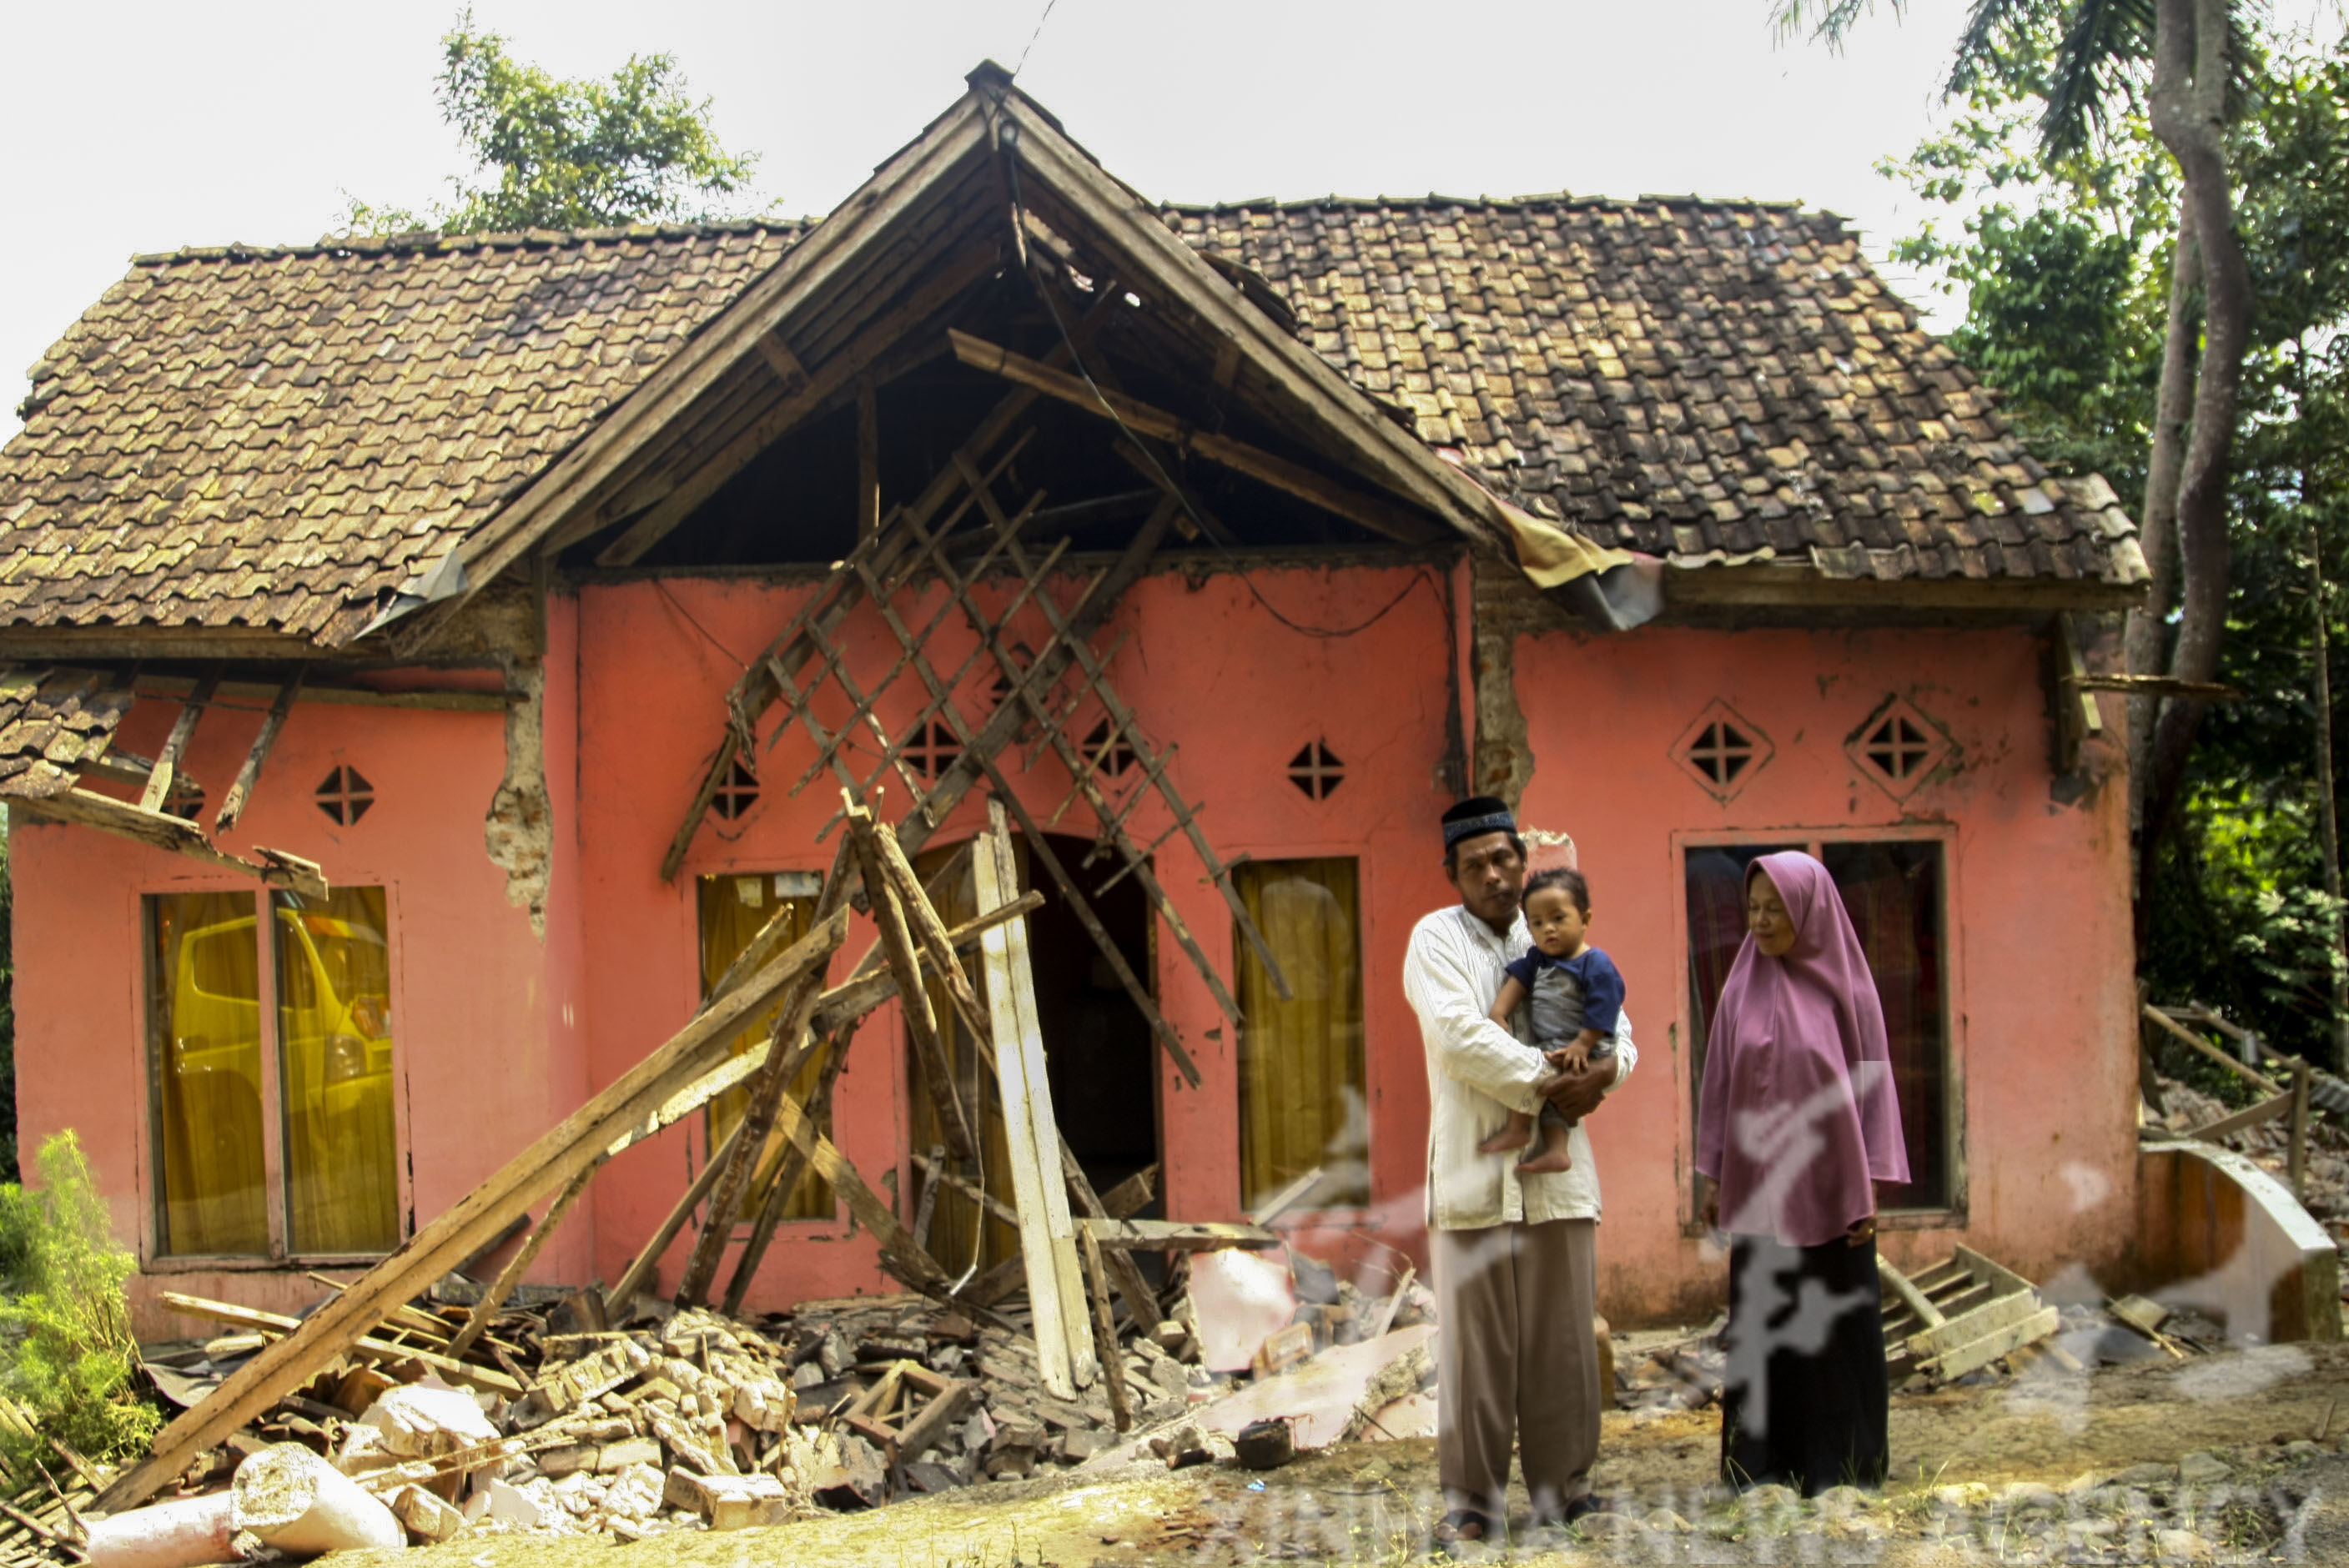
left=1431, top=1510, right=1493, bottom=1547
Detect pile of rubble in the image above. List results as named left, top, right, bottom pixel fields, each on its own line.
left=47, top=1239, right=1441, bottom=1561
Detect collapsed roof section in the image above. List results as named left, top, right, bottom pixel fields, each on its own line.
left=0, top=63, right=2146, bottom=660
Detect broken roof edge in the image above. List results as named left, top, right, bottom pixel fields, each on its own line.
left=1157, top=192, right=1839, bottom=222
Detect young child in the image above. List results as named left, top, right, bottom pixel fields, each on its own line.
left=1477, top=867, right=1626, bottom=1173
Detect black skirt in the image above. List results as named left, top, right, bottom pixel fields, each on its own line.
left=1718, top=1232, right=1889, bottom=1495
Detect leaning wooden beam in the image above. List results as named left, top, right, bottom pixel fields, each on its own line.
left=767, top=1074, right=956, bottom=1300
left=13, top=788, right=327, bottom=899
left=948, top=329, right=1439, bottom=544
left=677, top=953, right=839, bottom=1306
left=848, top=802, right=977, bottom=1161
left=1079, top=1224, right=1134, bottom=1433
left=1080, top=1219, right=1281, bottom=1252
left=214, top=668, right=305, bottom=835
left=721, top=1015, right=861, bottom=1317
left=450, top=1158, right=599, bottom=1359
left=140, top=666, right=221, bottom=814
left=97, top=910, right=848, bottom=1514
left=607, top=1117, right=752, bottom=1314
left=153, top=1292, right=521, bottom=1396
left=974, top=799, right=1097, bottom=1399
left=2143, top=1003, right=2285, bottom=1097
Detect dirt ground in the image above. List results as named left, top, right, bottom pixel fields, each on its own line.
left=344, top=1341, right=2349, bottom=1565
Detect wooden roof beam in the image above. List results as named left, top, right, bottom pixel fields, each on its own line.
left=948, top=329, right=1441, bottom=545
left=13, top=787, right=326, bottom=898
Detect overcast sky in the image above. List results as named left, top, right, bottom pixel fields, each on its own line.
left=4, top=0, right=2339, bottom=443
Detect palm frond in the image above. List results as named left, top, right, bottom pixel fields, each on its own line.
left=1768, top=0, right=1907, bottom=49
left=2043, top=0, right=2158, bottom=154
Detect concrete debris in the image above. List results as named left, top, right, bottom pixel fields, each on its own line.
left=124, top=1229, right=1441, bottom=1548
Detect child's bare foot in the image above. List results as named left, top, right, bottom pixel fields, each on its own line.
left=1516, top=1145, right=1576, bottom=1173
left=1478, top=1121, right=1534, bottom=1155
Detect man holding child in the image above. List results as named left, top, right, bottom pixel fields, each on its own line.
left=1402, top=796, right=1634, bottom=1545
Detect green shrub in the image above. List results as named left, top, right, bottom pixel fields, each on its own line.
left=0, top=1132, right=158, bottom=1465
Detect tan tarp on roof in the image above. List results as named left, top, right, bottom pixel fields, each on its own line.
left=0, top=199, right=2143, bottom=645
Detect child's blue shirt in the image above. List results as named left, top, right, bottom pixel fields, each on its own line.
left=1504, top=945, right=1626, bottom=1044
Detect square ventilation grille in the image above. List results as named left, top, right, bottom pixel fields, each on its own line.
left=1670, top=701, right=1773, bottom=802
left=1847, top=696, right=1953, bottom=800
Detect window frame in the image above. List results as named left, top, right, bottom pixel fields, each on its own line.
left=1669, top=823, right=1968, bottom=1235
left=138, top=880, right=414, bottom=1270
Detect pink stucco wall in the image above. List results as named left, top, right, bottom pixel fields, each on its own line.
left=7, top=560, right=2136, bottom=1334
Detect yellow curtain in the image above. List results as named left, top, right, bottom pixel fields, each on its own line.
left=1235, top=858, right=1368, bottom=1211
left=698, top=875, right=830, bottom=1220
left=908, top=842, right=1019, bottom=1275
left=275, top=887, right=400, bottom=1254
left=150, top=892, right=269, bottom=1256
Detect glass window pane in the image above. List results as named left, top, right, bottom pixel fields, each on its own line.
left=1235, top=858, right=1368, bottom=1211
left=149, top=892, right=269, bottom=1256
left=697, top=875, right=831, bottom=1221
left=276, top=887, right=400, bottom=1254
left=1823, top=841, right=1949, bottom=1210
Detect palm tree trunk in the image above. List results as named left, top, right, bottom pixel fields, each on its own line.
left=2137, top=0, right=2254, bottom=948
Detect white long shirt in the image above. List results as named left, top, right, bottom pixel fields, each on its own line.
left=1404, top=903, right=1637, bottom=1231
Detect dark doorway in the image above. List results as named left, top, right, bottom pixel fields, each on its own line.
left=910, top=831, right=1158, bottom=1273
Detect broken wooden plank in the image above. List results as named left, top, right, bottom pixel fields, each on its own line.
left=153, top=1292, right=521, bottom=1395
left=1079, top=1224, right=1134, bottom=1433
left=973, top=797, right=1094, bottom=1399
left=948, top=329, right=1439, bottom=544
left=2188, top=1090, right=2296, bottom=1144
left=677, top=838, right=855, bottom=1306
left=13, top=787, right=327, bottom=898
left=1081, top=1219, right=1281, bottom=1253
left=1246, top=1168, right=1326, bottom=1227
left=1876, top=1253, right=1946, bottom=1329
left=214, top=668, right=305, bottom=835
left=2143, top=1003, right=2285, bottom=1096
left=848, top=800, right=976, bottom=1162
left=98, top=909, right=847, bottom=1514
left=450, top=1158, right=599, bottom=1358
left=606, top=1116, right=752, bottom=1314
left=1924, top=1305, right=2061, bottom=1382
left=139, top=666, right=220, bottom=813
left=722, top=1015, right=858, bottom=1317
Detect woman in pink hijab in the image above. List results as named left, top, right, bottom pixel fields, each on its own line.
left=1696, top=851, right=1909, bottom=1495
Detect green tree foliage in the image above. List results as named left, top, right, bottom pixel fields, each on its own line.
left=1885, top=18, right=2349, bottom=1062
left=0, top=1133, right=157, bottom=1465
left=344, top=10, right=765, bottom=238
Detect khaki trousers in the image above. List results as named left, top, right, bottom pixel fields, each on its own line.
left=1432, top=1217, right=1599, bottom=1523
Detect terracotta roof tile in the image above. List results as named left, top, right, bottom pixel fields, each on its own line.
left=0, top=666, right=133, bottom=798
left=0, top=197, right=2141, bottom=641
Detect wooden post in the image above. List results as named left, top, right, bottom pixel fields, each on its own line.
left=215, top=668, right=305, bottom=834
left=973, top=797, right=1095, bottom=1396
left=607, top=1117, right=752, bottom=1314
left=450, top=1158, right=598, bottom=1357
left=857, top=375, right=881, bottom=542
left=848, top=801, right=977, bottom=1161
left=1079, top=1224, right=1132, bottom=1433
left=140, top=666, right=221, bottom=814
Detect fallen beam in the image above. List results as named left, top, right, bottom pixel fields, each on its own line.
left=152, top=1292, right=521, bottom=1395
left=13, top=787, right=326, bottom=898
left=97, top=908, right=848, bottom=1514
left=948, top=329, right=1440, bottom=544
left=1081, top=1219, right=1280, bottom=1252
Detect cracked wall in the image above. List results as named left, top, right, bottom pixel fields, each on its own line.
left=485, top=653, right=551, bottom=938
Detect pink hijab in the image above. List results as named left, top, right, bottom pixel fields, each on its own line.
left=1694, top=852, right=1909, bottom=1247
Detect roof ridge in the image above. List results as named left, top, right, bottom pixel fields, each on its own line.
left=128, top=216, right=818, bottom=269
left=1157, top=193, right=1830, bottom=217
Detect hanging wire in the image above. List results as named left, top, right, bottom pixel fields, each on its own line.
left=994, top=136, right=1443, bottom=640
left=1013, top=0, right=1061, bottom=78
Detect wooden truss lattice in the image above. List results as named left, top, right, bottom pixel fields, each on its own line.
left=661, top=404, right=1292, bottom=1088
